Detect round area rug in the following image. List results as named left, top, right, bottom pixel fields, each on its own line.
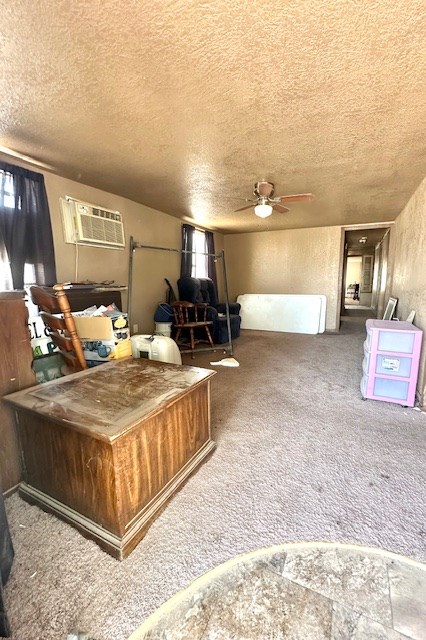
left=128, top=541, right=426, bottom=640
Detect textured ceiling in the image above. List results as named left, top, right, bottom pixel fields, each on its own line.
left=345, top=228, right=389, bottom=251
left=0, top=0, right=425, bottom=234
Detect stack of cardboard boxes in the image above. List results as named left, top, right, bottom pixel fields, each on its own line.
left=74, top=311, right=131, bottom=366
left=29, top=310, right=132, bottom=380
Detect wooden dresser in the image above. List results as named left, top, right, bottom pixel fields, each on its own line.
left=0, top=291, right=35, bottom=493
left=4, top=358, right=216, bottom=559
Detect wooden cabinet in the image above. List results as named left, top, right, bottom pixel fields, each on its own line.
left=0, top=291, right=35, bottom=493
left=4, top=358, right=216, bottom=559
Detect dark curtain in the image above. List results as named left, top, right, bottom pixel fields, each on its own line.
left=180, top=223, right=195, bottom=278
left=0, top=162, right=57, bottom=289
left=205, top=230, right=217, bottom=288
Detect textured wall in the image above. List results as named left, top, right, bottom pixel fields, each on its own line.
left=42, top=172, right=185, bottom=335
left=224, top=226, right=343, bottom=331
left=45, top=178, right=225, bottom=334
left=0, top=153, right=227, bottom=334
left=388, top=177, right=426, bottom=404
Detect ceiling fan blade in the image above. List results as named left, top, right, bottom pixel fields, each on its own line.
left=272, top=204, right=290, bottom=214
left=277, top=193, right=314, bottom=203
left=234, top=203, right=254, bottom=212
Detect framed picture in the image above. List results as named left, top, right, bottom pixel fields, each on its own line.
left=383, top=297, right=398, bottom=321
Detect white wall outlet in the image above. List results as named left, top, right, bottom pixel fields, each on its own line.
left=132, top=323, right=138, bottom=334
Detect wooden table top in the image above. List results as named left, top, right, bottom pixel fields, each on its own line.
left=3, top=358, right=215, bottom=441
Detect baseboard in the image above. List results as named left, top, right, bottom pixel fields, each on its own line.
left=3, top=483, right=20, bottom=498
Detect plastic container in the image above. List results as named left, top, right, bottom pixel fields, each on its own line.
left=373, top=377, right=410, bottom=401
left=131, top=334, right=181, bottom=365
left=154, top=322, right=173, bottom=337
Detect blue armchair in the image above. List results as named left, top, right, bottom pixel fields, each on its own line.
left=177, top=277, right=241, bottom=344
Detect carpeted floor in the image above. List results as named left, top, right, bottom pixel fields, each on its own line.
left=4, top=314, right=426, bottom=639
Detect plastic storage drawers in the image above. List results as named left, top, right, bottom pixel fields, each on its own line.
left=360, top=319, right=423, bottom=407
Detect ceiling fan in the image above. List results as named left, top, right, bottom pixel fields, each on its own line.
left=235, top=181, right=313, bottom=218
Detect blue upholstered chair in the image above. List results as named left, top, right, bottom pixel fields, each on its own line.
left=177, top=277, right=241, bottom=344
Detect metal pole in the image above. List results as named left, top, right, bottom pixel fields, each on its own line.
left=221, top=249, right=233, bottom=356
left=127, top=236, right=136, bottom=326
left=133, top=243, right=180, bottom=253
left=132, top=242, right=220, bottom=258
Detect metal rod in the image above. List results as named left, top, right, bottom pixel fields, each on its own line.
left=132, top=243, right=179, bottom=253
left=132, top=241, right=221, bottom=258
left=127, top=235, right=135, bottom=323
left=180, top=344, right=233, bottom=357
left=221, top=249, right=233, bottom=356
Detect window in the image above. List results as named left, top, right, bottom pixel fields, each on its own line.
left=1, top=171, right=15, bottom=209
left=181, top=223, right=216, bottom=284
left=191, top=229, right=208, bottom=278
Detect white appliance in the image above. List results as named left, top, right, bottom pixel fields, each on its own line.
left=61, top=197, right=125, bottom=249
left=131, top=334, right=182, bottom=365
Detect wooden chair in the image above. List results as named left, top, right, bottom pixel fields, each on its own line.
left=172, top=301, right=214, bottom=356
left=29, top=284, right=88, bottom=373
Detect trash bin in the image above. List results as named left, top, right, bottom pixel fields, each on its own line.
left=155, top=322, right=173, bottom=337
left=153, top=303, right=174, bottom=337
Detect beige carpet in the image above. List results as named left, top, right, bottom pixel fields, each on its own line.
left=4, top=314, right=426, bottom=639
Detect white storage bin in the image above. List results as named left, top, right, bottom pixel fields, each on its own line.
left=362, top=355, right=370, bottom=376
left=360, top=375, right=368, bottom=398
left=377, top=330, right=415, bottom=354
left=373, top=377, right=409, bottom=401
left=155, top=322, right=172, bottom=337
left=375, top=354, right=412, bottom=378
left=362, top=319, right=423, bottom=406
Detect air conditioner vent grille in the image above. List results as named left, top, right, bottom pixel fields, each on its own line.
left=61, top=198, right=125, bottom=249
left=79, top=213, right=125, bottom=246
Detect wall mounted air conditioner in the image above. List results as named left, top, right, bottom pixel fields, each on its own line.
left=60, top=197, right=125, bottom=249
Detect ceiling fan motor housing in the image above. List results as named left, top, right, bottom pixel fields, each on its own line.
left=254, top=181, right=275, bottom=199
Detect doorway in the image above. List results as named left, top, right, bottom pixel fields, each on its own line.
left=340, top=226, right=391, bottom=319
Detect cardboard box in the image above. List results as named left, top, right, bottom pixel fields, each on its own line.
left=73, top=313, right=129, bottom=341
left=74, top=313, right=131, bottom=362
left=28, top=315, right=59, bottom=358
left=81, top=338, right=131, bottom=363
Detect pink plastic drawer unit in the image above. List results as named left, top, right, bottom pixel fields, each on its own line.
left=360, top=319, right=423, bottom=407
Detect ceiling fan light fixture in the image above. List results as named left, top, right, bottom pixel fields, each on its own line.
left=254, top=203, right=273, bottom=218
